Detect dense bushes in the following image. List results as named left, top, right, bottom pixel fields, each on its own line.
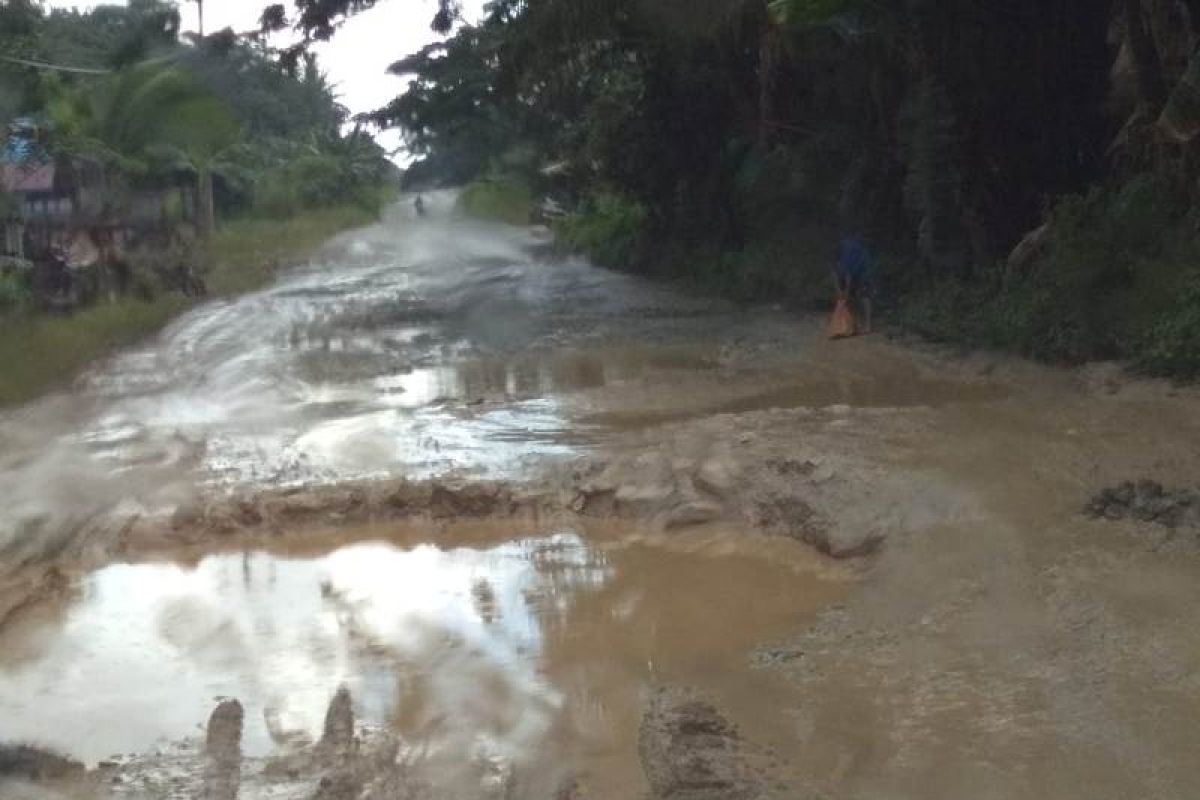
left=0, top=271, right=29, bottom=311
left=458, top=175, right=533, bottom=225
left=555, top=191, right=648, bottom=269
left=1138, top=270, right=1200, bottom=380
left=896, top=174, right=1200, bottom=375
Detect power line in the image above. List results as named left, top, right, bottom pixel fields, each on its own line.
left=0, top=55, right=109, bottom=75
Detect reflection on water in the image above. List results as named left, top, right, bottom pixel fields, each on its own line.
left=0, top=199, right=738, bottom=546
left=0, top=534, right=604, bottom=762
left=0, top=527, right=837, bottom=797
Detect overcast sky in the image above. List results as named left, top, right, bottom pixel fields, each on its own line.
left=45, top=0, right=486, bottom=156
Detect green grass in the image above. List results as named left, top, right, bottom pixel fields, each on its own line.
left=206, top=204, right=379, bottom=296
left=0, top=297, right=188, bottom=406
left=0, top=203, right=380, bottom=407
left=458, top=175, right=533, bottom=225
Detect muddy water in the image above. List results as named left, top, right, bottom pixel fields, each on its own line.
left=0, top=193, right=1022, bottom=797
left=0, top=195, right=754, bottom=557
left=0, top=193, right=1001, bottom=560
left=0, top=523, right=840, bottom=797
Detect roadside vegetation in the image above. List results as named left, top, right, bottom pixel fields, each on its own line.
left=272, top=0, right=1200, bottom=381
left=0, top=0, right=396, bottom=405
left=0, top=202, right=378, bottom=406
left=457, top=174, right=532, bottom=226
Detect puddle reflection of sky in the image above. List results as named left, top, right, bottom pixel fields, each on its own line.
left=0, top=533, right=611, bottom=765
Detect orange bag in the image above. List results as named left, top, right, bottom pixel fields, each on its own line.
left=828, top=295, right=856, bottom=339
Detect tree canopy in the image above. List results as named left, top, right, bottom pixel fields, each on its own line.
left=338, top=0, right=1200, bottom=377
left=1, top=0, right=394, bottom=234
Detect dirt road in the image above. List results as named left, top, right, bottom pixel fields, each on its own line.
left=1, top=196, right=1198, bottom=799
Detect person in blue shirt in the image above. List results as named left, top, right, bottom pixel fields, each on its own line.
left=834, top=236, right=874, bottom=335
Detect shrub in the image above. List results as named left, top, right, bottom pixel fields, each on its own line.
left=897, top=173, right=1195, bottom=365
left=458, top=174, right=533, bottom=225
left=1136, top=269, right=1200, bottom=380
left=0, top=271, right=29, bottom=311
left=555, top=190, right=648, bottom=268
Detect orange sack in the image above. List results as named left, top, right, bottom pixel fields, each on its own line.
left=827, top=295, right=855, bottom=339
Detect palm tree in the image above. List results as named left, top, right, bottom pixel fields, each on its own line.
left=57, top=62, right=240, bottom=237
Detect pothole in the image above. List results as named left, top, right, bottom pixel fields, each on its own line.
left=0, top=522, right=842, bottom=798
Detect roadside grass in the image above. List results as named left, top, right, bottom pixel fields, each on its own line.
left=0, top=203, right=380, bottom=408
left=206, top=203, right=378, bottom=296
left=459, top=175, right=533, bottom=225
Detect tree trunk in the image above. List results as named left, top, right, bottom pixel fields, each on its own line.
left=196, top=167, right=215, bottom=238
left=1125, top=0, right=1168, bottom=114
left=1182, top=0, right=1200, bottom=42
left=758, top=23, right=779, bottom=150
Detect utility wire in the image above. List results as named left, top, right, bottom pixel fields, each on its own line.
left=0, top=55, right=109, bottom=75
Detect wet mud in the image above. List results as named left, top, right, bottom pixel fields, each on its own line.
left=4, top=197, right=1200, bottom=799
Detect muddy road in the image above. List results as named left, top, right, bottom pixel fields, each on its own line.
left=2, top=195, right=1200, bottom=799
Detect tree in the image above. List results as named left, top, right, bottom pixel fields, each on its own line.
left=50, top=62, right=240, bottom=237
left=259, top=0, right=461, bottom=71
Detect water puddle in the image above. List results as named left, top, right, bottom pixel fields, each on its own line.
left=0, top=524, right=840, bottom=796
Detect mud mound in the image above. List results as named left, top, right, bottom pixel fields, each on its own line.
left=132, top=480, right=533, bottom=550
left=1086, top=481, right=1200, bottom=529
left=0, top=745, right=83, bottom=782
left=203, top=699, right=243, bottom=800
left=638, top=688, right=767, bottom=800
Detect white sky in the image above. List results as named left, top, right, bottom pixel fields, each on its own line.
left=44, top=0, right=486, bottom=156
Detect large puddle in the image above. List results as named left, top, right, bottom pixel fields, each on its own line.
left=0, top=524, right=841, bottom=796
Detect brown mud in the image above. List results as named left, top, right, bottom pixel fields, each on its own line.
left=4, top=204, right=1200, bottom=798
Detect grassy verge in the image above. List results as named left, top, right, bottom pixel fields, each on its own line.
left=458, top=175, right=533, bottom=225
left=0, top=203, right=380, bottom=408
left=206, top=203, right=381, bottom=296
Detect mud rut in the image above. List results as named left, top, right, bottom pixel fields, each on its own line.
left=3, top=201, right=1200, bottom=800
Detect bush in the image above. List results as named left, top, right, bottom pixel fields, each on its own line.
left=0, top=271, right=29, bottom=311
left=897, top=173, right=1198, bottom=366
left=1136, top=270, right=1200, bottom=380
left=252, top=157, right=392, bottom=220
left=555, top=190, right=648, bottom=268
left=458, top=175, right=533, bottom=225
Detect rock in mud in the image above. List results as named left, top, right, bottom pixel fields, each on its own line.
left=754, top=491, right=881, bottom=558
left=663, top=501, right=725, bottom=529
left=639, top=688, right=765, bottom=800
left=429, top=484, right=510, bottom=518
left=694, top=455, right=741, bottom=499
left=589, top=452, right=679, bottom=516
left=311, top=770, right=363, bottom=800
left=204, top=699, right=243, bottom=800
left=572, top=487, right=617, bottom=516
left=1085, top=480, right=1200, bottom=529
left=0, top=745, right=84, bottom=781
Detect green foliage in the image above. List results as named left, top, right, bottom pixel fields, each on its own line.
left=458, top=175, right=533, bottom=225
left=1136, top=270, right=1200, bottom=380
left=205, top=203, right=382, bottom=296
left=897, top=174, right=1200, bottom=371
left=0, top=203, right=381, bottom=407
left=897, top=272, right=1095, bottom=364
left=555, top=191, right=648, bottom=268
left=0, top=272, right=30, bottom=311
left=0, top=297, right=188, bottom=407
